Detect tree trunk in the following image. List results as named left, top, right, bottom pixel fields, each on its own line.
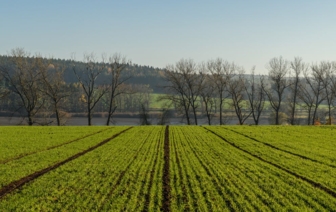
left=55, top=109, right=61, bottom=126
left=28, top=113, right=33, bottom=126
left=192, top=107, right=198, bottom=125
left=185, top=112, right=190, bottom=125
left=54, top=100, right=61, bottom=126
left=312, top=107, right=318, bottom=125
left=106, top=113, right=111, bottom=126
left=106, top=98, right=113, bottom=126
left=204, top=102, right=211, bottom=125
left=327, top=105, right=332, bottom=125
left=290, top=95, right=297, bottom=125
left=253, top=112, right=259, bottom=125
left=88, top=113, right=92, bottom=126
left=275, top=109, right=279, bottom=125
left=88, top=102, right=92, bottom=126
left=184, top=104, right=190, bottom=125
left=307, top=108, right=312, bottom=125
left=219, top=97, right=223, bottom=125
left=106, top=89, right=117, bottom=126
left=238, top=114, right=243, bottom=125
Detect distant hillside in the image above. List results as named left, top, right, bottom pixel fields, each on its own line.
left=0, top=55, right=167, bottom=93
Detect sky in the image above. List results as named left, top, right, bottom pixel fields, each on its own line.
left=1, top=0, right=336, bottom=74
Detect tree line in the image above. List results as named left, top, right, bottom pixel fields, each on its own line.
left=161, top=57, right=336, bottom=125
left=1, top=48, right=336, bottom=126
left=0, top=48, right=153, bottom=126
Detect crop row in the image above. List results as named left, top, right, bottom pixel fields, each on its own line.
left=0, top=127, right=129, bottom=188
left=170, top=126, right=336, bottom=211
left=1, top=126, right=336, bottom=211
left=226, top=126, right=336, bottom=167
left=0, top=126, right=110, bottom=163
left=205, top=126, right=336, bottom=193
left=0, top=126, right=165, bottom=211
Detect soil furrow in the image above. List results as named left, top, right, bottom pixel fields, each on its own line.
left=162, top=125, right=171, bottom=212
left=0, top=128, right=111, bottom=165
left=0, top=127, right=132, bottom=200
left=225, top=127, right=336, bottom=169
left=205, top=127, right=336, bottom=199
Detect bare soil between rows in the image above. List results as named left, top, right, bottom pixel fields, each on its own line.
left=162, top=125, right=171, bottom=212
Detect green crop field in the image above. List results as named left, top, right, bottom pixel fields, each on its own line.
left=0, top=126, right=336, bottom=211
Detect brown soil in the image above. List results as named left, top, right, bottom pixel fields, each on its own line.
left=162, top=125, right=171, bottom=212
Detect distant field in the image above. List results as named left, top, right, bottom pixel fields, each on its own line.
left=1, top=126, right=336, bottom=211
left=149, top=93, right=321, bottom=111
left=150, top=93, right=248, bottom=110
left=150, top=93, right=236, bottom=110
left=150, top=93, right=171, bottom=109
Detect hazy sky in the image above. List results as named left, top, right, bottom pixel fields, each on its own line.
left=1, top=1, right=336, bottom=74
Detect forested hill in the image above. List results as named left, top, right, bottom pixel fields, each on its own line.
left=0, top=55, right=166, bottom=93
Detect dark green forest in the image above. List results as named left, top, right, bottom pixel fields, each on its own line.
left=0, top=55, right=166, bottom=92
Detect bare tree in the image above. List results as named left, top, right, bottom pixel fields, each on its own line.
left=0, top=48, right=45, bottom=125
left=40, top=63, right=68, bottom=125
left=207, top=58, right=235, bottom=125
left=262, top=56, right=290, bottom=125
left=160, top=93, right=191, bottom=124
left=303, top=62, right=327, bottom=125
left=139, top=103, right=151, bottom=125
left=105, top=54, right=131, bottom=125
left=320, top=61, right=334, bottom=124
left=162, top=59, right=203, bottom=125
left=329, top=62, right=336, bottom=123
left=182, top=60, right=205, bottom=125
left=157, top=107, right=172, bottom=125
left=288, top=57, right=306, bottom=125
left=297, top=80, right=315, bottom=125
left=162, top=64, right=191, bottom=124
left=199, top=64, right=216, bottom=125
left=0, top=56, right=7, bottom=99
left=73, top=53, right=109, bottom=126
left=244, top=67, right=265, bottom=125
left=0, top=75, right=9, bottom=100
left=227, top=67, right=252, bottom=125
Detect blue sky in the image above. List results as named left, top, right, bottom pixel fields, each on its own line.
left=1, top=1, right=336, bottom=74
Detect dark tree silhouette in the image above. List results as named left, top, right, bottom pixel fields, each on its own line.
left=73, top=53, right=109, bottom=126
